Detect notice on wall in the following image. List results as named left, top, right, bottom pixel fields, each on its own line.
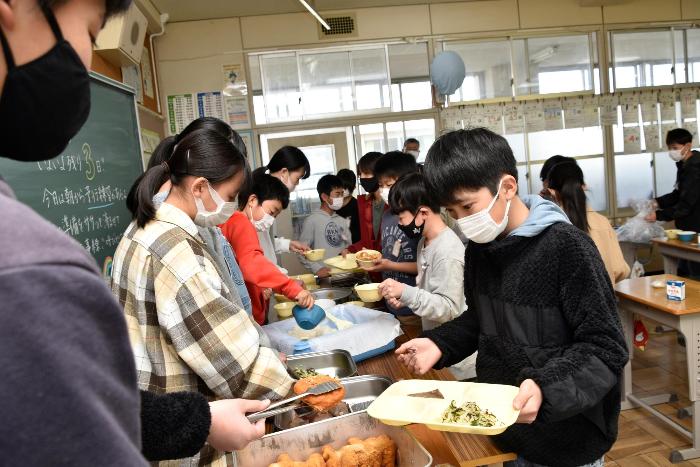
left=140, top=128, right=162, bottom=169
left=196, top=91, right=226, bottom=120
left=680, top=89, right=698, bottom=120
left=238, top=130, right=257, bottom=169
left=503, top=103, right=524, bottom=134
left=225, top=96, right=250, bottom=128
left=582, top=95, right=600, bottom=127
left=639, top=91, right=658, bottom=123
left=121, top=65, right=143, bottom=104
left=524, top=100, right=545, bottom=133
left=141, top=47, right=154, bottom=99
left=167, top=94, right=196, bottom=135
left=623, top=126, right=641, bottom=153
left=659, top=89, right=678, bottom=122
left=599, top=94, right=619, bottom=126
left=543, top=99, right=563, bottom=130
left=222, top=64, right=247, bottom=97
left=685, top=121, right=698, bottom=145
left=620, top=92, right=639, bottom=124
left=643, top=123, right=661, bottom=152
left=441, top=107, right=462, bottom=131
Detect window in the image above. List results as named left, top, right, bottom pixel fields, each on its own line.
left=513, top=34, right=594, bottom=96
left=355, top=118, right=436, bottom=163
left=444, top=39, right=513, bottom=102
left=388, top=43, right=432, bottom=112
left=444, top=34, right=597, bottom=103
left=611, top=30, right=686, bottom=90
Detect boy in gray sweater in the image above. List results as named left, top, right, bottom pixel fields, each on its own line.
left=298, top=174, right=351, bottom=276
left=378, top=172, right=476, bottom=379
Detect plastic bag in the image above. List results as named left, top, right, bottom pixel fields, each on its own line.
left=630, top=260, right=645, bottom=278
left=616, top=199, right=665, bottom=243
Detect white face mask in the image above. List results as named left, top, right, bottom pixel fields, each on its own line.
left=456, top=179, right=511, bottom=244
left=193, top=184, right=238, bottom=227
left=669, top=149, right=685, bottom=162
left=249, top=205, right=275, bottom=232
left=328, top=196, right=344, bottom=211
left=406, top=150, right=420, bottom=159
left=379, top=187, right=390, bottom=205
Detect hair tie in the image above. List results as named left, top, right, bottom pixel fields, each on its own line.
left=265, top=168, right=270, bottom=174
left=161, top=161, right=170, bottom=172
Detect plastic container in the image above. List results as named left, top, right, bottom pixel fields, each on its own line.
left=293, top=341, right=312, bottom=354
left=355, top=283, right=382, bottom=302
left=293, top=304, right=327, bottom=330
left=678, top=231, right=696, bottom=242
left=274, top=302, right=295, bottom=319
left=355, top=249, right=382, bottom=268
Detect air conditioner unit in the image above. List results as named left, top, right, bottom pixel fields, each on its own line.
left=95, top=3, right=148, bottom=67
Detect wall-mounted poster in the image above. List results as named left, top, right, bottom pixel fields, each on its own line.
left=238, top=130, right=258, bottom=169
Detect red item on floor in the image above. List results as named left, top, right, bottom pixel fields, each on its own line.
left=634, top=320, right=649, bottom=351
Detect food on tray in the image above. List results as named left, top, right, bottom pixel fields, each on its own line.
left=441, top=400, right=501, bottom=427
left=269, top=435, right=396, bottom=467
left=294, top=375, right=346, bottom=411
left=291, top=367, right=320, bottom=379
left=356, top=250, right=382, bottom=262
left=289, top=324, right=336, bottom=339
left=287, top=402, right=351, bottom=429
left=408, top=389, right=445, bottom=399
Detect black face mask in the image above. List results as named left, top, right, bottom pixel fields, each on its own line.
left=0, top=4, right=91, bottom=162
left=360, top=177, right=379, bottom=193
left=398, top=212, right=425, bottom=240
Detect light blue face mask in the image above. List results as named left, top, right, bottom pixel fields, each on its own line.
left=152, top=190, right=169, bottom=209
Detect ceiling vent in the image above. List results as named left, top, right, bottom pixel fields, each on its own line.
left=318, top=13, right=358, bottom=40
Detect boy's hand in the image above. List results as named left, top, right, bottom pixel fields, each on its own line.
left=295, top=290, right=315, bottom=309
left=513, top=379, right=543, bottom=424
left=290, top=241, right=311, bottom=254
left=341, top=248, right=350, bottom=258
left=395, top=338, right=442, bottom=375
left=207, top=399, right=270, bottom=451
left=379, top=279, right=405, bottom=300
left=362, top=258, right=391, bottom=272
left=262, top=288, right=273, bottom=300
left=386, top=297, right=403, bottom=309
left=316, top=267, right=332, bottom=278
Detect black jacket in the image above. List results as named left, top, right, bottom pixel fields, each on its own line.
left=656, top=150, right=700, bottom=232
left=140, top=391, right=211, bottom=461
left=423, top=222, right=628, bottom=466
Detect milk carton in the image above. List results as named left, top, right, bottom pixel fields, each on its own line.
left=667, top=280, right=686, bottom=301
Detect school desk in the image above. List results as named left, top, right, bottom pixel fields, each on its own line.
left=651, top=238, right=700, bottom=275
left=357, top=324, right=517, bottom=467
left=615, top=274, right=700, bottom=462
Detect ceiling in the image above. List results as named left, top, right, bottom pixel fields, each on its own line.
left=151, top=0, right=474, bottom=23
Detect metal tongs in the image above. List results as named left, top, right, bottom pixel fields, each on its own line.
left=246, top=381, right=342, bottom=422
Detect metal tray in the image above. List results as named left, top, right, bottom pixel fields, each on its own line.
left=310, top=287, right=354, bottom=303
left=286, top=349, right=357, bottom=379
left=235, top=411, right=432, bottom=467
left=274, top=375, right=393, bottom=431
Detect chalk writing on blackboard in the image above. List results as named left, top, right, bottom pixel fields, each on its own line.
left=42, top=184, right=128, bottom=209
left=61, top=212, right=121, bottom=236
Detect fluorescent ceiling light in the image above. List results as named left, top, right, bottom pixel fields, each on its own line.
left=298, top=0, right=331, bottom=30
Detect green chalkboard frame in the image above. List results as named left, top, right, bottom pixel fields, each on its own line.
left=0, top=72, right=145, bottom=275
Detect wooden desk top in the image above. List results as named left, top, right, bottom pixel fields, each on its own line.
left=652, top=238, right=700, bottom=253
left=614, top=274, right=700, bottom=315
left=356, top=325, right=516, bottom=467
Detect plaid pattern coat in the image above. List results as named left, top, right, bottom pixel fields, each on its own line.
left=111, top=203, right=293, bottom=466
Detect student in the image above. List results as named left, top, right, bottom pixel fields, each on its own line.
left=111, top=129, right=294, bottom=465
left=0, top=0, right=269, bottom=464
left=403, top=137, right=421, bottom=160
left=545, top=160, right=630, bottom=284
left=538, top=154, right=574, bottom=188
left=345, top=151, right=386, bottom=254
left=396, top=128, right=628, bottom=467
left=257, top=146, right=312, bottom=262
left=299, top=174, right=351, bottom=277
left=129, top=117, right=253, bottom=317
left=221, top=172, right=314, bottom=325
left=646, top=128, right=700, bottom=277
left=363, top=152, right=419, bottom=320
left=378, top=172, right=466, bottom=330
left=336, top=168, right=360, bottom=243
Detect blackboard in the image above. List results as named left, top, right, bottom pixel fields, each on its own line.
left=0, top=73, right=145, bottom=273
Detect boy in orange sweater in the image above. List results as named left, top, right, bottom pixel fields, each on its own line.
left=221, top=173, right=314, bottom=324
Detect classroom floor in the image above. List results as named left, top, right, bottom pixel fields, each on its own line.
left=606, top=319, right=699, bottom=466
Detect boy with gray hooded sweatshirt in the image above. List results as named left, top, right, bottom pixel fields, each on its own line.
left=298, top=174, right=351, bottom=277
